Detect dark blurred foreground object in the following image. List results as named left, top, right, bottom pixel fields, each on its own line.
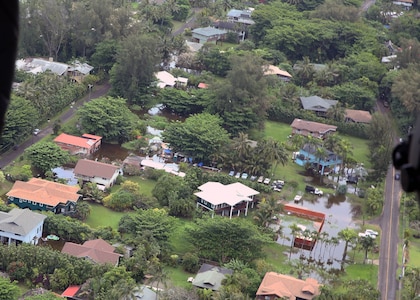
left=0, top=1, right=19, bottom=135
left=393, top=116, right=420, bottom=197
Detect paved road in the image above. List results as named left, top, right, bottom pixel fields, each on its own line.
left=0, top=82, right=111, bottom=169
left=378, top=165, right=401, bottom=300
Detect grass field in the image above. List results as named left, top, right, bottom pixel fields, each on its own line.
left=85, top=202, right=125, bottom=229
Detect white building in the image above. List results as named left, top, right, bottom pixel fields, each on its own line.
left=0, top=208, right=46, bottom=246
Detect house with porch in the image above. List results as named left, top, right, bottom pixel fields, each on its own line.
left=393, top=0, right=413, bottom=9
left=300, top=96, right=338, bottom=117
left=195, top=182, right=259, bottom=218
left=256, top=272, right=321, bottom=300
left=73, top=159, right=121, bottom=191
left=191, top=26, right=228, bottom=44
left=6, top=178, right=81, bottom=214
left=61, top=238, right=122, bottom=266
left=295, top=144, right=342, bottom=175
left=192, top=264, right=233, bottom=291
left=0, top=208, right=46, bottom=246
left=53, top=133, right=102, bottom=156
left=290, top=118, right=337, bottom=139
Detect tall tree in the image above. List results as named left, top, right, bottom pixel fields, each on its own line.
left=392, top=64, right=420, bottom=114
left=110, top=34, right=161, bottom=105
left=366, top=113, right=395, bottom=180
left=162, top=113, right=230, bottom=163
left=25, top=142, right=70, bottom=174
left=338, top=228, right=357, bottom=270
left=186, top=217, right=272, bottom=263
left=77, top=96, right=140, bottom=143
left=210, top=54, right=270, bottom=135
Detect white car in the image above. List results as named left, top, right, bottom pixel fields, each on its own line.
left=235, top=172, right=241, bottom=178
left=263, top=178, right=271, bottom=185
left=314, top=188, right=323, bottom=196
left=241, top=173, right=248, bottom=180
left=365, top=229, right=379, bottom=238
left=257, top=176, right=264, bottom=183
left=33, top=128, right=41, bottom=135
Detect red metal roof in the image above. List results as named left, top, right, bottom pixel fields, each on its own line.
left=61, top=285, right=80, bottom=297
left=54, top=133, right=101, bottom=149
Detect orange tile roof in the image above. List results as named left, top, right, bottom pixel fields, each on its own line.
left=54, top=133, right=101, bottom=149
left=256, top=272, right=320, bottom=300
left=6, top=178, right=80, bottom=207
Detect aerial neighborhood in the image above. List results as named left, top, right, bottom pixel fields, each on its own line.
left=0, top=0, right=418, bottom=299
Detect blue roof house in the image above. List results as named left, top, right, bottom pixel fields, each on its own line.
left=295, top=144, right=342, bottom=175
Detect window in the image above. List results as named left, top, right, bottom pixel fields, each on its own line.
left=39, top=203, right=43, bottom=207
left=19, top=199, right=22, bottom=203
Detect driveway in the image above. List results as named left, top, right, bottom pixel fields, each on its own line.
left=0, top=82, right=111, bottom=169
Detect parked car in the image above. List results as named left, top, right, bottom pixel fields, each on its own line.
left=250, top=175, right=257, bottom=181
left=395, top=173, right=400, bottom=180
left=241, top=173, right=248, bottom=180
left=305, top=185, right=323, bottom=196
left=33, top=128, right=41, bottom=136
left=365, top=229, right=379, bottom=238
left=263, top=178, right=271, bottom=185
left=235, top=172, right=241, bottom=178
left=228, top=170, right=235, bottom=176
left=257, top=176, right=264, bottom=183
left=346, top=176, right=358, bottom=184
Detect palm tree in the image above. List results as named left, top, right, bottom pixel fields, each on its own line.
left=232, top=132, right=252, bottom=158
left=359, top=236, right=375, bottom=264
left=326, top=102, right=345, bottom=122
left=295, top=56, right=315, bottom=86
left=314, top=147, right=327, bottom=176
left=289, top=134, right=304, bottom=151
left=289, top=223, right=302, bottom=260
left=338, top=228, right=358, bottom=270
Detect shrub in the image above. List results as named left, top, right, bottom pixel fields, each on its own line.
left=182, top=252, right=200, bottom=273
left=337, top=184, right=348, bottom=195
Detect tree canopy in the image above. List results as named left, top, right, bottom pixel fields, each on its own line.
left=186, top=217, right=272, bottom=263
left=162, top=113, right=230, bottom=163
left=25, top=142, right=70, bottom=174
left=77, top=96, right=140, bottom=143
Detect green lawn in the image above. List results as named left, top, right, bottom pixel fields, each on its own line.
left=164, top=266, right=195, bottom=288
left=85, top=202, right=125, bottom=229
left=170, top=218, right=195, bottom=255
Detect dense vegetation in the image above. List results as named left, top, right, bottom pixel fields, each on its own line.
left=1, top=0, right=420, bottom=298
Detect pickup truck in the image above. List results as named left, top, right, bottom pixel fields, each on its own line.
left=305, top=185, right=323, bottom=196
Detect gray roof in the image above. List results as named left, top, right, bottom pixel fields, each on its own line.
left=31, top=58, right=69, bottom=75
left=68, top=60, right=94, bottom=75
left=0, top=208, right=46, bottom=236
left=134, top=286, right=157, bottom=300
left=192, top=264, right=233, bottom=291
left=192, top=26, right=227, bottom=37
left=227, top=9, right=252, bottom=18
left=300, top=96, right=338, bottom=112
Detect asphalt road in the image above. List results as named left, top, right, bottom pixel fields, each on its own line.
left=0, top=82, right=111, bottom=169
left=378, top=165, right=401, bottom=300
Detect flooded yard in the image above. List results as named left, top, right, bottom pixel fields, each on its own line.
left=274, top=193, right=360, bottom=271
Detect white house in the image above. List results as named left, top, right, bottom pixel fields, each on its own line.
left=195, top=182, right=259, bottom=218
left=0, top=208, right=47, bottom=246
left=73, top=159, right=121, bottom=190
